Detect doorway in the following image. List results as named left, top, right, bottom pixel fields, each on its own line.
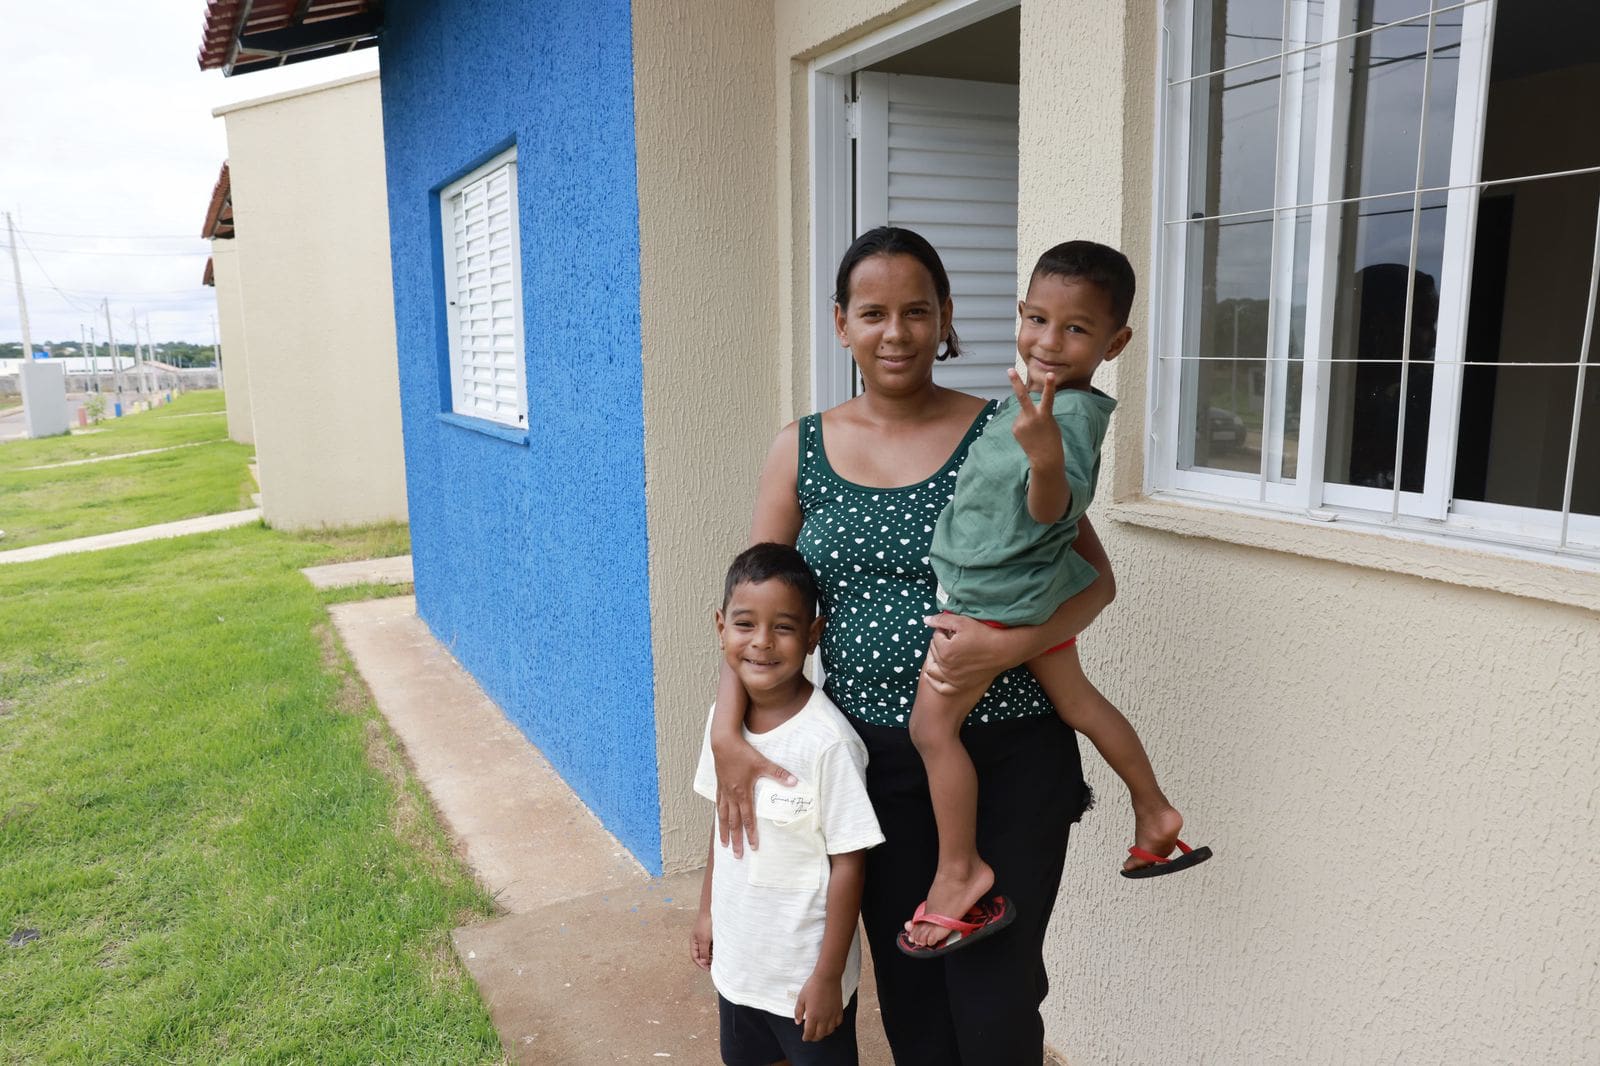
left=810, top=3, right=1022, bottom=410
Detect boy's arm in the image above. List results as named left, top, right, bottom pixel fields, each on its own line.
left=793, top=850, right=866, bottom=1041
left=690, top=822, right=715, bottom=971
left=1007, top=369, right=1070, bottom=525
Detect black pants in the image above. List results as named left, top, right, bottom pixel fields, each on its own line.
left=849, top=714, right=1090, bottom=1066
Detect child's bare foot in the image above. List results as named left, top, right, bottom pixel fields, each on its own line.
left=1123, top=803, right=1184, bottom=873
left=907, top=859, right=995, bottom=947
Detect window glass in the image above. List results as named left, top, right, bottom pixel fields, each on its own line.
left=1192, top=0, right=1284, bottom=76
left=1185, top=62, right=1280, bottom=219
left=1341, top=19, right=1460, bottom=200
left=1160, top=0, right=1600, bottom=547
left=1322, top=191, right=1446, bottom=492
left=1179, top=213, right=1272, bottom=474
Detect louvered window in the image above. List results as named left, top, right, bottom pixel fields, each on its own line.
left=440, top=148, right=526, bottom=427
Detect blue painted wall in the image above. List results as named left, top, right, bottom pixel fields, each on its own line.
left=379, top=0, right=661, bottom=872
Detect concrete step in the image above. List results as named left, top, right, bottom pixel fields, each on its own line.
left=301, top=554, right=413, bottom=589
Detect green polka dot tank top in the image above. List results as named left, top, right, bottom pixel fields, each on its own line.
left=796, top=404, right=1058, bottom=728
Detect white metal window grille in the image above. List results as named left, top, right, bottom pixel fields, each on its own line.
left=1152, top=0, right=1600, bottom=559
left=855, top=72, right=1021, bottom=404
left=440, top=148, right=526, bottom=427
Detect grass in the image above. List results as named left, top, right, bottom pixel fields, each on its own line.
left=0, top=391, right=254, bottom=551
left=0, top=521, right=504, bottom=1063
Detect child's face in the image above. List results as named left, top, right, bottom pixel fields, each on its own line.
left=1016, top=273, right=1133, bottom=390
left=715, top=579, right=825, bottom=698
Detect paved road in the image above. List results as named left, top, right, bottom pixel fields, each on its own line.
left=0, top=392, right=120, bottom=443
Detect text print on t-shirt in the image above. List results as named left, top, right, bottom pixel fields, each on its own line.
left=749, top=780, right=824, bottom=890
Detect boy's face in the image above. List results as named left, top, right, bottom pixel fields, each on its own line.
left=715, top=579, right=825, bottom=699
left=1016, top=273, right=1133, bottom=390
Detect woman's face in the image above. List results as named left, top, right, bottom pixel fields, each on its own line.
left=833, top=253, right=951, bottom=394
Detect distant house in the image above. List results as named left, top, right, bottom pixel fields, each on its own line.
left=200, top=2, right=1600, bottom=1062
left=201, top=163, right=252, bottom=445
left=205, top=72, right=408, bottom=530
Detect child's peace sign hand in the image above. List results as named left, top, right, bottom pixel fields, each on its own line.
left=1008, top=367, right=1065, bottom=469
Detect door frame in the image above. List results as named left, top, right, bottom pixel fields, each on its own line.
left=807, top=0, right=1021, bottom=412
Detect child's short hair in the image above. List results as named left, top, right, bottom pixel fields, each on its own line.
left=723, top=543, right=820, bottom=619
left=1031, top=240, right=1137, bottom=329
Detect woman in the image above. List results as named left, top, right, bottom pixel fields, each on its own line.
left=711, top=227, right=1114, bottom=1064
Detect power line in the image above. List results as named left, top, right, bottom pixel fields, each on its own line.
left=0, top=273, right=207, bottom=299
left=8, top=226, right=207, bottom=241
left=13, top=229, right=99, bottom=314
left=13, top=245, right=209, bottom=258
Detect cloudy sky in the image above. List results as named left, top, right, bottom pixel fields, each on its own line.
left=0, top=1, right=377, bottom=345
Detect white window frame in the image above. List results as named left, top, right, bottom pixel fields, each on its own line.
left=1149, top=0, right=1600, bottom=560
left=439, top=146, right=528, bottom=429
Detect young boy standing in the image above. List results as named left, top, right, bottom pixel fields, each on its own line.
left=691, top=543, right=884, bottom=1065
left=902, top=241, right=1210, bottom=954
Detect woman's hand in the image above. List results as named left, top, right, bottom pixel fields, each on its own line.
left=711, top=730, right=796, bottom=858
left=921, top=515, right=1118, bottom=695
left=921, top=612, right=1017, bottom=696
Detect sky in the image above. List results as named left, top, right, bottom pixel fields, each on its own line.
left=0, top=1, right=377, bottom=345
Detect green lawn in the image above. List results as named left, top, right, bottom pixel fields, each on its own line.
left=0, top=522, right=505, bottom=1063
left=0, top=391, right=254, bottom=551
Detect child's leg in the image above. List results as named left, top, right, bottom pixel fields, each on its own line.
left=906, top=667, right=994, bottom=947
left=1027, top=644, right=1184, bottom=871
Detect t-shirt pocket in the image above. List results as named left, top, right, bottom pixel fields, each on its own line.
left=747, top=780, right=825, bottom=891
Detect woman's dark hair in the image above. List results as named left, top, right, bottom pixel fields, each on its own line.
left=832, top=226, right=962, bottom=360
left=723, top=542, right=820, bottom=619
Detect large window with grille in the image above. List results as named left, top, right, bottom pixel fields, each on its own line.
left=1152, top=0, right=1600, bottom=558
left=440, top=147, right=527, bottom=428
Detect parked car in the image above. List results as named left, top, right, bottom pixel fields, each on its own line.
left=1207, top=406, right=1247, bottom=447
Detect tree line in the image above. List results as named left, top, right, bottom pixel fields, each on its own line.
left=0, top=340, right=218, bottom=366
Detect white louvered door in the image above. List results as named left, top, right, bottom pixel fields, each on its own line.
left=854, top=72, right=1020, bottom=403
left=442, top=149, right=527, bottom=427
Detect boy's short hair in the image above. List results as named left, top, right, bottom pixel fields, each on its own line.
left=723, top=543, right=820, bottom=619
left=1031, top=240, right=1137, bottom=329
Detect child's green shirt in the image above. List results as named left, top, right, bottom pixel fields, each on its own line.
left=929, top=386, right=1116, bottom=627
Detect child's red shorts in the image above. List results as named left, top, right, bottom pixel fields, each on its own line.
left=957, top=613, right=1077, bottom=655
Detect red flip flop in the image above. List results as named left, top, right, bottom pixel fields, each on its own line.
left=1121, top=839, right=1213, bottom=879
left=896, top=894, right=1016, bottom=959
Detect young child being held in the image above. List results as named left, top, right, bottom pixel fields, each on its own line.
left=902, top=241, right=1210, bottom=955
left=691, top=543, right=885, bottom=1065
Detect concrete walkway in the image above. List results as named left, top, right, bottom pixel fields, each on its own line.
left=301, top=554, right=413, bottom=589
left=331, top=596, right=900, bottom=1064
left=0, top=508, right=262, bottom=565
left=19, top=439, right=228, bottom=471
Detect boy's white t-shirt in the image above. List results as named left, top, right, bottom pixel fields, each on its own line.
left=693, top=686, right=885, bottom=1017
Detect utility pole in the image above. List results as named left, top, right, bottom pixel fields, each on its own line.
left=128, top=308, right=148, bottom=396
left=88, top=324, right=101, bottom=391
left=103, top=298, right=125, bottom=398
left=211, top=314, right=223, bottom=387
left=5, top=211, right=35, bottom=361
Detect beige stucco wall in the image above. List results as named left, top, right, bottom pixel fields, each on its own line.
left=728, top=0, right=1600, bottom=1061
left=215, top=72, right=406, bottom=530
left=632, top=1, right=781, bottom=872
left=210, top=239, right=255, bottom=445
left=1019, top=4, right=1600, bottom=1063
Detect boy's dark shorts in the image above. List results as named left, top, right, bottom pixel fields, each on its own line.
left=718, top=992, right=859, bottom=1066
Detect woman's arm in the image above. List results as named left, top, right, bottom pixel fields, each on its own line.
left=711, top=423, right=805, bottom=856
left=922, top=516, right=1116, bottom=696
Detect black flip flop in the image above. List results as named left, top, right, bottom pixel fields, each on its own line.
left=1121, top=839, right=1213, bottom=879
